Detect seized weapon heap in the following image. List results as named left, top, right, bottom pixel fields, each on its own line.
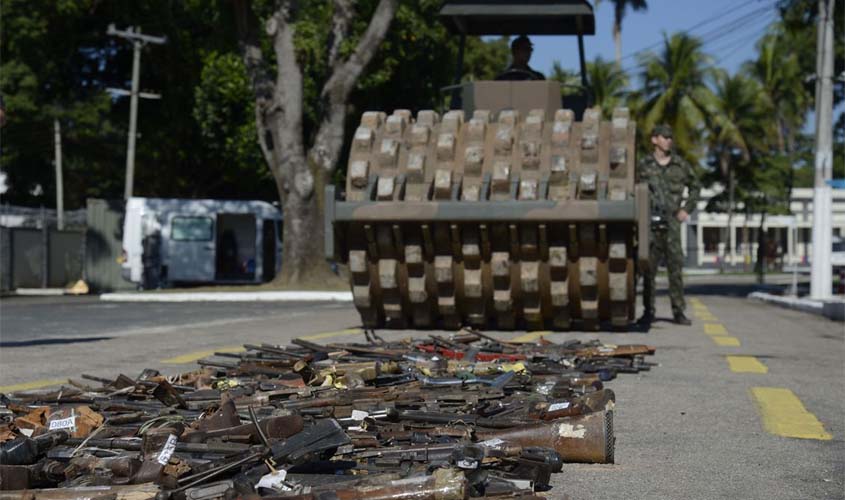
left=0, top=331, right=655, bottom=499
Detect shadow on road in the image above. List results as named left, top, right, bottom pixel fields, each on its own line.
left=0, top=336, right=113, bottom=348
left=682, top=283, right=786, bottom=297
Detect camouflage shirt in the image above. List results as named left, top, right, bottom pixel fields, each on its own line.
left=637, top=152, right=701, bottom=219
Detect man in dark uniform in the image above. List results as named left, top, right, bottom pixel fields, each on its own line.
left=637, top=124, right=701, bottom=326
left=496, top=35, right=545, bottom=81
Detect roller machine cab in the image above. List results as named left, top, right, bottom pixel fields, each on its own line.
left=325, top=1, right=650, bottom=330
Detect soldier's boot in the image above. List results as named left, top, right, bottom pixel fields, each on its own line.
left=672, top=311, right=692, bottom=326
left=636, top=309, right=655, bottom=327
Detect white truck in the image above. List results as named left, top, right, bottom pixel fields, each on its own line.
left=120, top=197, right=282, bottom=289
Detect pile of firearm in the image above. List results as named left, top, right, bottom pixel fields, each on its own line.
left=0, top=330, right=655, bottom=499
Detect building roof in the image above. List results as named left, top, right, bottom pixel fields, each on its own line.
left=438, top=0, right=595, bottom=36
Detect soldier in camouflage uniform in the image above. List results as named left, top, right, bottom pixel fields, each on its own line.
left=637, top=124, right=701, bottom=326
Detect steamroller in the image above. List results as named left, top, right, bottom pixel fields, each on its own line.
left=325, top=1, right=650, bottom=331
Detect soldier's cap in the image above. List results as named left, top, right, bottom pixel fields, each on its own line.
left=651, top=124, right=673, bottom=138
left=511, top=35, right=533, bottom=50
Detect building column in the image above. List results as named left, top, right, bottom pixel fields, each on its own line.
left=729, top=222, right=737, bottom=267
left=787, top=221, right=795, bottom=265
left=696, top=224, right=704, bottom=267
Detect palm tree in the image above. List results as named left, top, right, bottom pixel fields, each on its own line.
left=741, top=24, right=810, bottom=276
left=596, top=0, right=648, bottom=67
left=744, top=26, right=809, bottom=158
left=586, top=56, right=629, bottom=118
left=707, top=70, right=767, bottom=270
left=549, top=61, right=582, bottom=97
left=634, top=33, right=716, bottom=164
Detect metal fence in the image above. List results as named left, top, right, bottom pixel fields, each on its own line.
left=84, top=198, right=134, bottom=293
left=0, top=200, right=134, bottom=293
left=0, top=225, right=84, bottom=290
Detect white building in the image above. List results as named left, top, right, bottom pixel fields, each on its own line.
left=681, top=187, right=845, bottom=269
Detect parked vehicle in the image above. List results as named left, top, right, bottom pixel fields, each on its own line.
left=120, top=198, right=282, bottom=289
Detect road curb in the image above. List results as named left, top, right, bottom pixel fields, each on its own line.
left=100, top=291, right=353, bottom=302
left=748, top=292, right=845, bottom=321
left=12, top=288, right=67, bottom=296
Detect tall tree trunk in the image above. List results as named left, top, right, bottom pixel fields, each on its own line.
left=756, top=210, right=767, bottom=284
left=727, top=165, right=735, bottom=272
left=719, top=151, right=731, bottom=273
left=613, top=21, right=622, bottom=67
left=275, top=161, right=333, bottom=284
left=234, top=0, right=397, bottom=285
left=743, top=209, right=750, bottom=272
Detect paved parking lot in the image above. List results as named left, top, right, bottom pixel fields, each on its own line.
left=0, top=285, right=842, bottom=499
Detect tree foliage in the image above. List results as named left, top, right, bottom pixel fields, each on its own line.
left=0, top=0, right=507, bottom=211
left=0, top=0, right=840, bottom=274
left=596, top=0, right=648, bottom=66
left=633, top=33, right=717, bottom=165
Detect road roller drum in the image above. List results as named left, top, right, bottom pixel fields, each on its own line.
left=326, top=106, right=650, bottom=330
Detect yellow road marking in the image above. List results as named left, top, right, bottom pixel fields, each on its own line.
left=510, top=331, right=552, bottom=343
left=712, top=336, right=741, bottom=346
left=0, top=379, right=66, bottom=393
left=689, top=298, right=704, bottom=306
left=161, top=346, right=245, bottom=364
left=726, top=355, right=768, bottom=373
left=695, top=313, right=718, bottom=321
left=704, top=323, right=729, bottom=336
left=751, top=387, right=832, bottom=440
left=300, top=328, right=363, bottom=340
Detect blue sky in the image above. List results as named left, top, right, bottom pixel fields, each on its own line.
left=524, top=0, right=782, bottom=79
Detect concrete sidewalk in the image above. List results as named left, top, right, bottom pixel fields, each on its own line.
left=748, top=291, right=845, bottom=321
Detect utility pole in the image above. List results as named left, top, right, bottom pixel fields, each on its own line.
left=106, top=24, right=166, bottom=200
left=811, top=0, right=834, bottom=299
left=53, top=118, right=64, bottom=230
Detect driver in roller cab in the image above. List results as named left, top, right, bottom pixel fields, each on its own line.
left=496, top=35, right=545, bottom=81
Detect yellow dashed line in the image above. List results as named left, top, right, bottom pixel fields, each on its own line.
left=161, top=346, right=245, bottom=364
left=0, top=379, right=66, bottom=393
left=300, top=328, right=363, bottom=340
left=726, top=355, right=768, bottom=373
left=712, top=336, right=741, bottom=346
left=510, top=331, right=553, bottom=343
left=704, top=323, right=729, bottom=336
left=751, top=387, right=832, bottom=440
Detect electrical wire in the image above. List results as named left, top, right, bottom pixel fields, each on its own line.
left=620, top=2, right=781, bottom=76
left=617, top=0, right=772, bottom=63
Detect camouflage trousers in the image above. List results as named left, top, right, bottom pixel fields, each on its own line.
left=642, top=223, right=686, bottom=316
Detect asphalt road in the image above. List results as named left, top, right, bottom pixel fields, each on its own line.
left=0, top=281, right=842, bottom=499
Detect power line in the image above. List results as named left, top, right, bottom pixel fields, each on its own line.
left=710, top=15, right=778, bottom=65
left=620, top=3, right=780, bottom=75
left=618, top=0, right=771, bottom=63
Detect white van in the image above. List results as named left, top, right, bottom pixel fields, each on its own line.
left=121, top=197, right=282, bottom=288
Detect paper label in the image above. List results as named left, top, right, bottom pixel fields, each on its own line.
left=156, top=434, right=178, bottom=465
left=479, top=438, right=505, bottom=448
left=255, top=470, right=289, bottom=491
left=351, top=410, right=369, bottom=421
left=548, top=402, right=571, bottom=412
left=48, top=416, right=76, bottom=431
